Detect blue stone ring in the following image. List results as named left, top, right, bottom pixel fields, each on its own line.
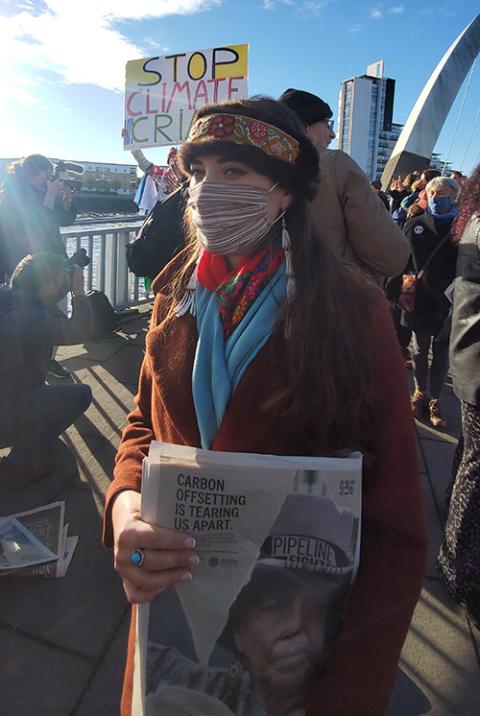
left=130, top=548, right=145, bottom=567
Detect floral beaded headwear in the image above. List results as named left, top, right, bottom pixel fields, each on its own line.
left=187, top=114, right=300, bottom=165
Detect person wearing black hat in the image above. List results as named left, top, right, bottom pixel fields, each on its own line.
left=279, top=88, right=410, bottom=283
left=277, top=88, right=336, bottom=153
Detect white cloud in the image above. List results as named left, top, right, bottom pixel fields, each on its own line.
left=262, top=0, right=296, bottom=8
left=0, top=0, right=221, bottom=103
left=263, top=0, right=329, bottom=14
left=301, top=0, right=330, bottom=14
left=348, top=23, right=363, bottom=32
left=388, top=4, right=404, bottom=13
left=143, top=35, right=170, bottom=52
left=369, top=7, right=383, bottom=19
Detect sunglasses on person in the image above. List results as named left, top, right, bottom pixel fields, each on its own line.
left=324, top=119, right=335, bottom=131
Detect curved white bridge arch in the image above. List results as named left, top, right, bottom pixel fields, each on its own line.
left=382, top=14, right=480, bottom=188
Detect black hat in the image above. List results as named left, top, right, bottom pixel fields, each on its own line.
left=278, top=88, right=332, bottom=127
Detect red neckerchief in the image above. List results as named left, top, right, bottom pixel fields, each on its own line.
left=196, top=243, right=284, bottom=338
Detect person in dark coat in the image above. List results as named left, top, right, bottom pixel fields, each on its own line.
left=370, top=179, right=390, bottom=211
left=0, top=253, right=93, bottom=486
left=388, top=172, right=419, bottom=213
left=126, top=181, right=189, bottom=281
left=0, top=154, right=80, bottom=378
left=0, top=154, right=77, bottom=282
left=386, top=176, right=459, bottom=428
left=438, top=164, right=480, bottom=629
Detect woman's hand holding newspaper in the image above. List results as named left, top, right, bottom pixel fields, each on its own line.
left=111, top=490, right=199, bottom=604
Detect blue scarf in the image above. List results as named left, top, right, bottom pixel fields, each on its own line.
left=427, top=205, right=458, bottom=222
left=192, top=263, right=287, bottom=449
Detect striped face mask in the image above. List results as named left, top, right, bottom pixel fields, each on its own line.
left=187, top=181, right=280, bottom=255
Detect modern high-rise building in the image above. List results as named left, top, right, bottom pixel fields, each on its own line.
left=337, top=62, right=454, bottom=180
left=337, top=60, right=396, bottom=180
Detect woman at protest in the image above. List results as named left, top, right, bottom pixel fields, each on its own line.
left=399, top=177, right=459, bottom=428
left=438, top=164, right=480, bottom=630
left=103, top=97, right=426, bottom=715
left=0, top=154, right=76, bottom=282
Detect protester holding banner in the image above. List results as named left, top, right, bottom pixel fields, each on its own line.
left=131, top=147, right=184, bottom=214
left=104, top=97, right=426, bottom=716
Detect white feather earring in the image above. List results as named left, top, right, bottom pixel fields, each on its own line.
left=174, top=268, right=198, bottom=317
left=282, top=215, right=295, bottom=301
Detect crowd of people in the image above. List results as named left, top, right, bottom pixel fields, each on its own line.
left=1, top=87, right=479, bottom=715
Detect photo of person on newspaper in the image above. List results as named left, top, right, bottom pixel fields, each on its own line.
left=103, top=95, right=427, bottom=716
left=144, top=495, right=354, bottom=716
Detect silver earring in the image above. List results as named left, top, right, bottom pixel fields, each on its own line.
left=282, top=215, right=295, bottom=301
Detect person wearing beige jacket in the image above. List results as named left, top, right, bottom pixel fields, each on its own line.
left=279, top=89, right=410, bottom=283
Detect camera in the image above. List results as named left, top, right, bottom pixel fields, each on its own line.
left=64, top=249, right=91, bottom=290
left=66, top=249, right=91, bottom=270
left=53, top=160, right=84, bottom=192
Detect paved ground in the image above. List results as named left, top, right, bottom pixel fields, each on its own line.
left=0, top=309, right=478, bottom=716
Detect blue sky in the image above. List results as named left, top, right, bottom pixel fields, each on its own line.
left=0, top=0, right=479, bottom=173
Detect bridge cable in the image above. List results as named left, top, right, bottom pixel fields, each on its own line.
left=460, top=103, right=480, bottom=172
left=442, top=56, right=477, bottom=173
left=473, top=147, right=480, bottom=170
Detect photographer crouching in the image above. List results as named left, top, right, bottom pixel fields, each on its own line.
left=0, top=253, right=94, bottom=486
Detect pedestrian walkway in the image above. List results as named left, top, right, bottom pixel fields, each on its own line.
left=0, top=311, right=478, bottom=716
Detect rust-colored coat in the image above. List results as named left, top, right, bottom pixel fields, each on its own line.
left=104, top=265, right=427, bottom=716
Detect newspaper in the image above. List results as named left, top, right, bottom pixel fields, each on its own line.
left=0, top=516, right=56, bottom=570
left=133, top=442, right=362, bottom=716
left=0, top=502, right=78, bottom=578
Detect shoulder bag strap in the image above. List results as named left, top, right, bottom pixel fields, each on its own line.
left=413, top=232, right=451, bottom=281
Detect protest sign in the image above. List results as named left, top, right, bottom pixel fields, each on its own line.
left=132, top=443, right=362, bottom=716
left=123, top=44, right=249, bottom=149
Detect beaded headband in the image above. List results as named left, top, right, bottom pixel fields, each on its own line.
left=187, top=114, right=300, bottom=164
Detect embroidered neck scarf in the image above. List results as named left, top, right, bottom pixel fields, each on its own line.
left=196, top=240, right=284, bottom=338
left=192, top=243, right=287, bottom=448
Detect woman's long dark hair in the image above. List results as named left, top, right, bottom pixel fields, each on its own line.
left=163, top=97, right=377, bottom=454
left=454, top=163, right=480, bottom=241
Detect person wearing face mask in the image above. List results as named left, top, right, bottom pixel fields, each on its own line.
left=0, top=253, right=93, bottom=486
left=0, top=154, right=77, bottom=284
left=392, top=177, right=460, bottom=428
left=103, top=97, right=426, bottom=716
left=278, top=88, right=410, bottom=284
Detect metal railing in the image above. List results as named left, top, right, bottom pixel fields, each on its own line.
left=61, top=219, right=147, bottom=310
